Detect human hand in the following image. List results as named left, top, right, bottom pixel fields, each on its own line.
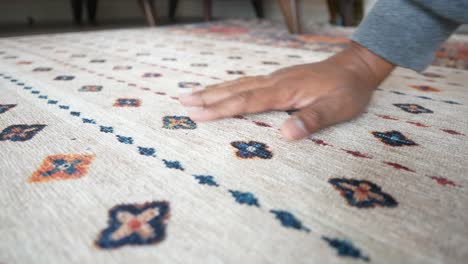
left=179, top=42, right=395, bottom=140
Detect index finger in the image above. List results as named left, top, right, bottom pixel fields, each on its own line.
left=188, top=85, right=293, bottom=121
left=179, top=75, right=271, bottom=107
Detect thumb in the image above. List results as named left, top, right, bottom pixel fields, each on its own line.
left=281, top=96, right=366, bottom=140
left=281, top=108, right=323, bottom=141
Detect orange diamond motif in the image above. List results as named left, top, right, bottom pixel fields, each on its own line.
left=29, top=154, right=95, bottom=183
left=409, top=85, right=440, bottom=92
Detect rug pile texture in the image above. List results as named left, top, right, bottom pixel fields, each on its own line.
left=1, top=20, right=467, bottom=264
left=170, top=19, right=468, bottom=70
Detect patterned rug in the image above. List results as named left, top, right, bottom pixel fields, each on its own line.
left=1, top=20, right=467, bottom=264
left=168, top=19, right=468, bottom=70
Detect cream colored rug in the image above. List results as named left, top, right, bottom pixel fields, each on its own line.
left=0, top=25, right=467, bottom=264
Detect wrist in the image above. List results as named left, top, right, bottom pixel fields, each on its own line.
left=330, top=41, right=395, bottom=89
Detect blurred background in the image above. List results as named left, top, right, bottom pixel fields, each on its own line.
left=0, top=0, right=379, bottom=37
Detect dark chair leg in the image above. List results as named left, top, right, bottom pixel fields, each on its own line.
left=338, top=0, right=355, bottom=26
left=138, top=0, right=157, bottom=26
left=204, top=0, right=212, bottom=21
left=86, top=0, right=98, bottom=25
left=169, top=0, right=179, bottom=22
left=71, top=0, right=83, bottom=25
left=278, top=0, right=301, bottom=34
left=327, top=0, right=338, bottom=25
left=251, top=0, right=264, bottom=19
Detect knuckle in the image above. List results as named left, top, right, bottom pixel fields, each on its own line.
left=239, top=76, right=260, bottom=83
left=210, top=105, right=228, bottom=118
left=240, top=75, right=264, bottom=85
left=271, top=77, right=289, bottom=89
left=236, top=90, right=253, bottom=105
left=198, top=92, right=210, bottom=106
left=234, top=91, right=256, bottom=113
left=300, top=110, right=322, bottom=131
left=337, top=89, right=368, bottom=116
left=267, top=82, right=298, bottom=109
left=237, top=76, right=251, bottom=82
left=204, top=85, right=218, bottom=91
left=254, top=75, right=268, bottom=81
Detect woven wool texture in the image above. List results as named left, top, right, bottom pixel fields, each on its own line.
left=170, top=20, right=468, bottom=70
left=1, top=21, right=468, bottom=264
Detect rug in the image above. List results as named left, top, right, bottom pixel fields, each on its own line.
left=0, top=21, right=467, bottom=264
left=168, top=19, right=468, bottom=70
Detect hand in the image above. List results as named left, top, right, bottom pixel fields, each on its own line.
left=179, top=42, right=395, bottom=140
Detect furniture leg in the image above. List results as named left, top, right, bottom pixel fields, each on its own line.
left=86, top=0, right=98, bottom=24
left=71, top=0, right=83, bottom=25
left=338, top=0, right=355, bottom=26
left=327, top=0, right=338, bottom=25
left=251, top=0, right=264, bottom=19
left=278, top=0, right=300, bottom=34
left=204, top=0, right=212, bottom=21
left=169, top=0, right=179, bottom=22
left=138, top=0, right=157, bottom=26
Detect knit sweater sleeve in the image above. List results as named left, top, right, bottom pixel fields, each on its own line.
left=351, top=0, right=467, bottom=71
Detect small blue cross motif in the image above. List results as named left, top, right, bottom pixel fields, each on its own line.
left=138, top=147, right=156, bottom=157
left=163, top=160, right=184, bottom=170
left=193, top=175, right=219, bottom=187
left=100, top=126, right=114, bottom=133
left=114, top=98, right=141, bottom=107
left=116, top=135, right=133, bottom=144
left=54, top=75, right=75, bottom=81
left=229, top=190, right=259, bottom=207
left=270, top=210, right=310, bottom=232
left=322, top=237, right=370, bottom=262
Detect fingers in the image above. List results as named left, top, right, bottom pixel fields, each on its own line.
left=281, top=97, right=362, bottom=141
left=187, top=86, right=292, bottom=121
left=205, top=76, right=261, bottom=90
left=179, top=75, right=271, bottom=107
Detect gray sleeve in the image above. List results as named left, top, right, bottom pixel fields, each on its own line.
left=351, top=0, right=467, bottom=71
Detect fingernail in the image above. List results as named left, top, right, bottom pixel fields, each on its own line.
left=293, top=117, right=307, bottom=135
left=192, top=87, right=204, bottom=93
left=186, top=106, right=205, bottom=117
left=282, top=116, right=308, bottom=140
left=179, top=94, right=197, bottom=105
left=179, top=93, right=193, bottom=99
left=179, top=89, right=192, bottom=96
